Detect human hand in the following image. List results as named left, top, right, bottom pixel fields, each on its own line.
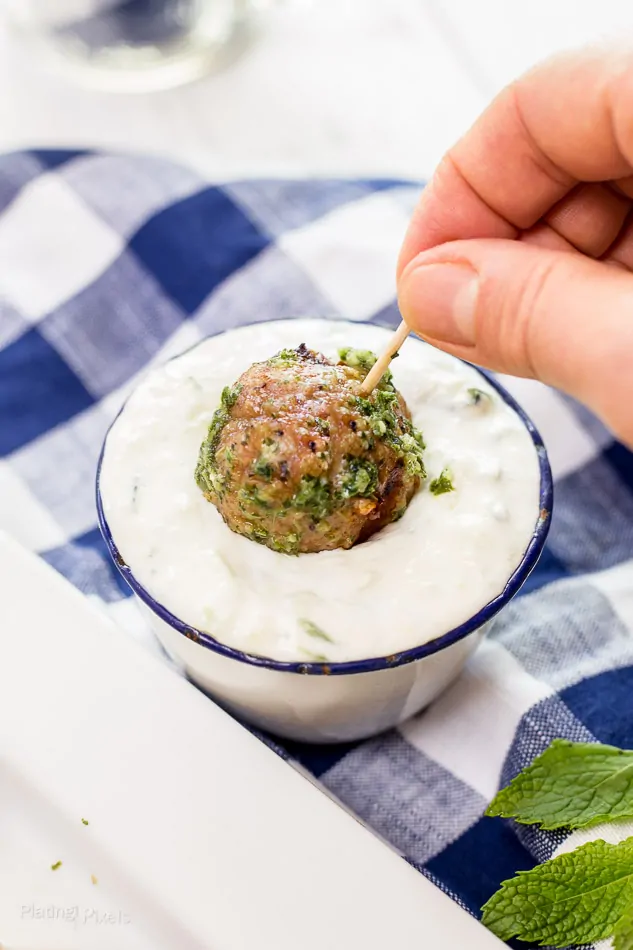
left=397, top=47, right=633, bottom=446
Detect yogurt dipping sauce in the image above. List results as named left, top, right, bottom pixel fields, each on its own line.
left=99, top=319, right=541, bottom=664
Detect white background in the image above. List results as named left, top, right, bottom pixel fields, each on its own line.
left=0, top=0, right=632, bottom=181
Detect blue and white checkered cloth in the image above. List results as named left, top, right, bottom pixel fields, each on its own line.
left=2, top=149, right=633, bottom=949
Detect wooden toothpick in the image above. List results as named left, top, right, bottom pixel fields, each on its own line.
left=360, top=320, right=410, bottom=395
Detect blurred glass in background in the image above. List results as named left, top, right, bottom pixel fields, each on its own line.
left=2, top=0, right=261, bottom=91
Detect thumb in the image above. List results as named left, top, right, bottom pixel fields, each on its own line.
left=397, top=239, right=633, bottom=447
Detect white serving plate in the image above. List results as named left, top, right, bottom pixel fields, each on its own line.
left=0, top=531, right=502, bottom=950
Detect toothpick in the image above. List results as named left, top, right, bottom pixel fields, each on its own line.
left=360, top=320, right=410, bottom=395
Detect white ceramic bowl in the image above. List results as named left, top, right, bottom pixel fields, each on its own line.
left=96, top=333, right=552, bottom=744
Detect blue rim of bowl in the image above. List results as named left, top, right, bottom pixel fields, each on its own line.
left=96, top=323, right=553, bottom=677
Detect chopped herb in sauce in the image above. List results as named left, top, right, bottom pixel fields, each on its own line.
left=221, top=384, right=241, bottom=409
left=468, top=387, right=492, bottom=407
left=252, top=457, right=274, bottom=481
left=340, top=456, right=378, bottom=498
left=239, top=485, right=271, bottom=509
left=339, top=346, right=399, bottom=387
left=268, top=347, right=300, bottom=366
left=195, top=383, right=243, bottom=496
left=338, top=347, right=378, bottom=373
left=430, top=468, right=455, bottom=496
left=353, top=389, right=425, bottom=479
left=81, top=818, right=89, bottom=826
left=51, top=861, right=62, bottom=871
left=400, top=433, right=426, bottom=476
left=248, top=524, right=270, bottom=543
left=292, top=475, right=333, bottom=520
left=269, top=532, right=300, bottom=555
left=300, top=618, right=334, bottom=642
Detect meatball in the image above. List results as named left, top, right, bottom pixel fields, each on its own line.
left=195, top=344, right=425, bottom=555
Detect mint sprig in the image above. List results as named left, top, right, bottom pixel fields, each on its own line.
left=615, top=905, right=633, bottom=950
left=486, top=738, right=633, bottom=829
left=483, top=739, right=633, bottom=946
left=482, top=837, right=633, bottom=947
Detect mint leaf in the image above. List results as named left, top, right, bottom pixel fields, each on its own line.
left=299, top=619, right=334, bottom=643
left=482, top=837, right=633, bottom=947
left=615, top=905, right=633, bottom=950
left=486, top=739, right=633, bottom=829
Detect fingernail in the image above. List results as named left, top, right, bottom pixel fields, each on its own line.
left=400, top=263, right=478, bottom=346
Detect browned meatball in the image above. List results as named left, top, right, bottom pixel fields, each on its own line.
left=195, top=344, right=425, bottom=555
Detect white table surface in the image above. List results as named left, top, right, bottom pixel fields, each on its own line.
left=0, top=0, right=631, bottom=182
left=0, top=533, right=506, bottom=950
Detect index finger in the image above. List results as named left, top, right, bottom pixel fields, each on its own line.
left=397, top=45, right=633, bottom=277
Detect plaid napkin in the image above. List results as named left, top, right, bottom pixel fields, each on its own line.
left=2, top=149, right=632, bottom=949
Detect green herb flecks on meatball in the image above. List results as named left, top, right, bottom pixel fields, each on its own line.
left=194, top=343, right=425, bottom=555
